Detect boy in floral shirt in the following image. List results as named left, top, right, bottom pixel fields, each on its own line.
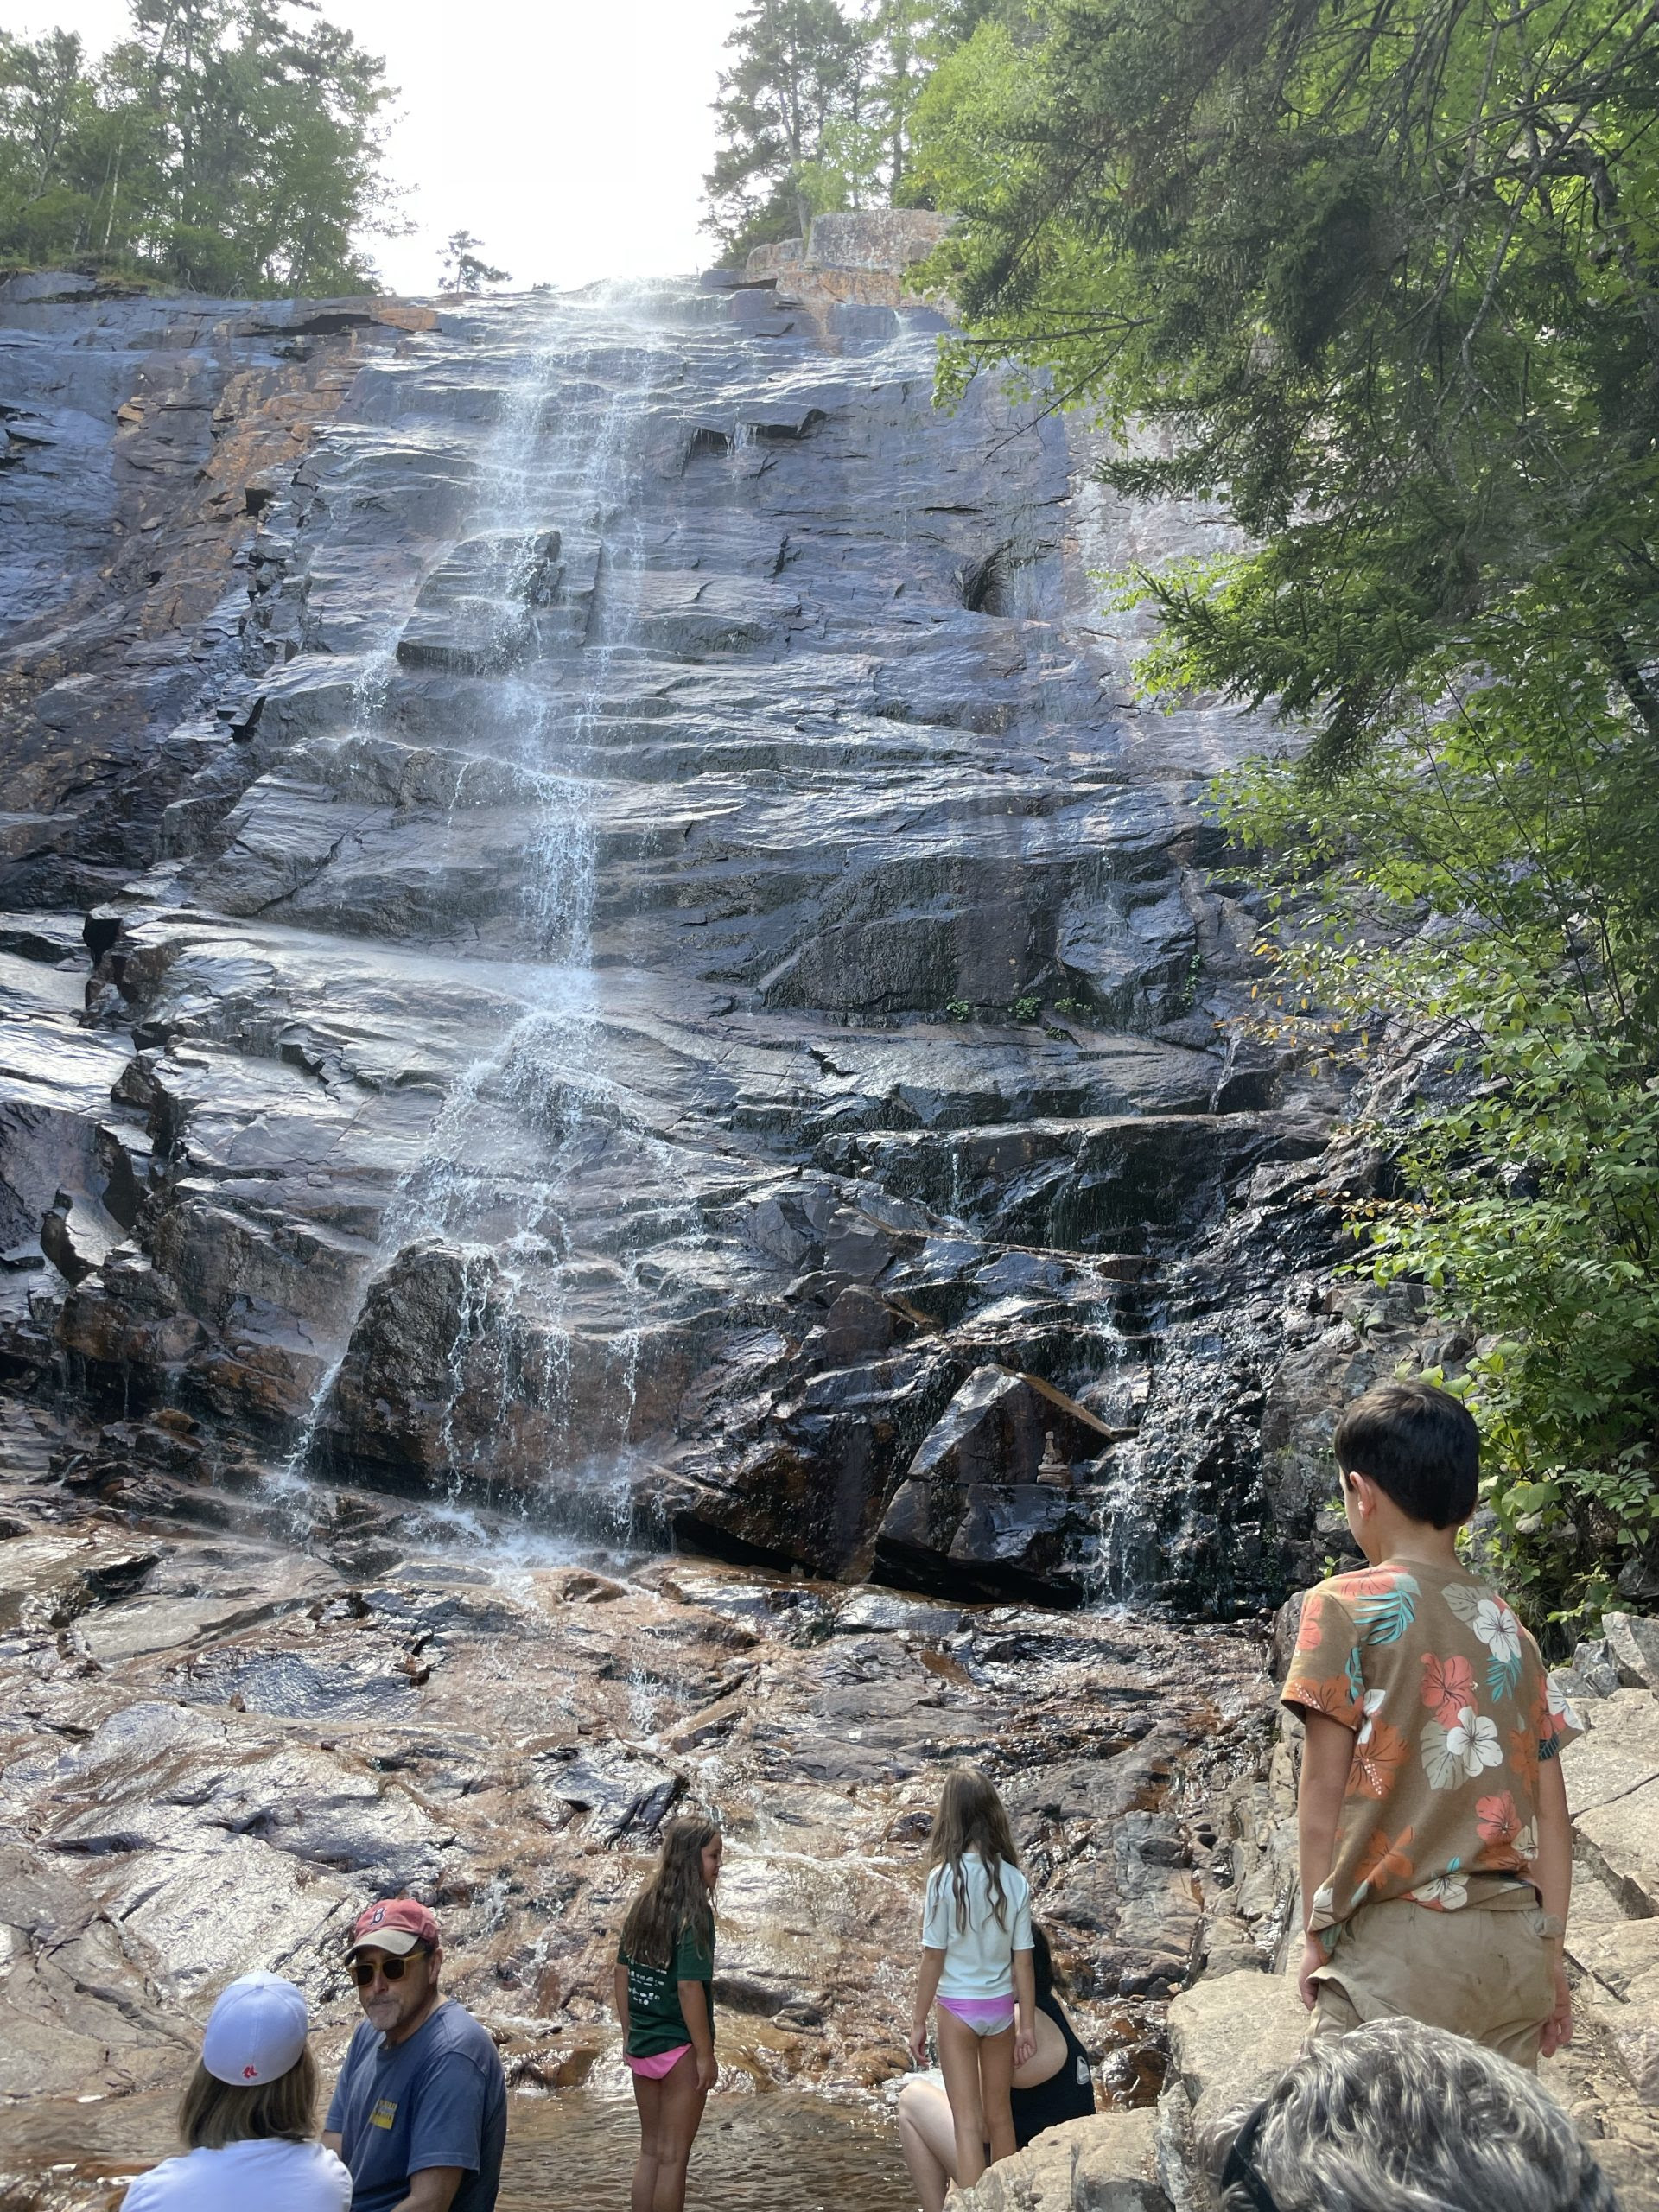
left=1282, top=1379, right=1580, bottom=2067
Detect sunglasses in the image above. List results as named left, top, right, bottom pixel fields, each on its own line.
left=351, top=1949, right=427, bottom=1987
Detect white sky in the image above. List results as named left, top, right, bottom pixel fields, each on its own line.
left=17, top=0, right=749, bottom=294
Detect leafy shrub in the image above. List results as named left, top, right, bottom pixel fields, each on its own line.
left=1222, top=645, right=1659, bottom=1624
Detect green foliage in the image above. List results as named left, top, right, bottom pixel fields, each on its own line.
left=908, top=0, right=1659, bottom=1615
left=439, top=229, right=508, bottom=294
left=904, top=17, right=1033, bottom=214
left=702, top=1, right=997, bottom=258
left=0, top=0, right=398, bottom=294
left=1221, top=640, right=1659, bottom=1618
left=919, top=0, right=1659, bottom=772
left=703, top=0, right=869, bottom=257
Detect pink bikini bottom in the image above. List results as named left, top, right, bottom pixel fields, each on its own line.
left=626, top=2044, right=690, bottom=2079
left=938, top=1995, right=1015, bottom=2037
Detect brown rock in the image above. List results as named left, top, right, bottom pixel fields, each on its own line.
left=944, top=2111, right=1166, bottom=2211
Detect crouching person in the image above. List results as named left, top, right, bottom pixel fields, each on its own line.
left=326, top=1897, right=508, bottom=2212
left=122, top=1973, right=349, bottom=2209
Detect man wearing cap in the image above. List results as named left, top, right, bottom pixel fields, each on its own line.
left=324, top=1898, right=508, bottom=2212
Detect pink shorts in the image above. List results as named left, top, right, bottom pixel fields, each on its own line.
left=626, top=2044, right=690, bottom=2079
left=938, top=1994, right=1015, bottom=2037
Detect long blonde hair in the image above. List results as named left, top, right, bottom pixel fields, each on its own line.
left=618, top=1815, right=719, bottom=1969
left=925, top=1767, right=1020, bottom=1934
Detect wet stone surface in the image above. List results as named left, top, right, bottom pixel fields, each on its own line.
left=0, top=275, right=1360, bottom=1618
left=0, top=1410, right=1276, bottom=2207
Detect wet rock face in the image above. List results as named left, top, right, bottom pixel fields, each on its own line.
left=0, top=1432, right=1275, bottom=2203
left=0, top=275, right=1348, bottom=1612
left=0, top=287, right=432, bottom=912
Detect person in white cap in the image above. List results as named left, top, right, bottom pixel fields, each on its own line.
left=121, top=1971, right=350, bottom=2209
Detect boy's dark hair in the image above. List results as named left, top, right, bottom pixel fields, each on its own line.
left=1333, top=1380, right=1479, bottom=1529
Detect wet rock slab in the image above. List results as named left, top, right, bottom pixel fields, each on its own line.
left=0, top=1435, right=1276, bottom=2203
left=0, top=275, right=1348, bottom=1618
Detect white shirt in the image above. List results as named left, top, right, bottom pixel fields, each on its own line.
left=922, top=1850, right=1033, bottom=1998
left=121, top=2138, right=352, bottom=2211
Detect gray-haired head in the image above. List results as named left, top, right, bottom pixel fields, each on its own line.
left=1217, top=2019, right=1617, bottom=2212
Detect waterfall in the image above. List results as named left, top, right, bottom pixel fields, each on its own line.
left=282, top=291, right=698, bottom=1535
left=32, top=247, right=1290, bottom=1613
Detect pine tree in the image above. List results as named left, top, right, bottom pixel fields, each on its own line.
left=702, top=0, right=871, bottom=258
left=439, top=228, right=509, bottom=293
left=0, top=0, right=397, bottom=292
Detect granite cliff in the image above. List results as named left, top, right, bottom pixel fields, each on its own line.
left=0, top=250, right=1362, bottom=1614
left=3, top=244, right=1658, bottom=2212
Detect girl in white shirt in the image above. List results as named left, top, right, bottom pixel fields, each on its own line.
left=121, top=1973, right=350, bottom=2212
left=907, top=1768, right=1036, bottom=2190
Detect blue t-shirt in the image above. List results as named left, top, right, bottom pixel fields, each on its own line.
left=327, top=1999, right=507, bottom=2212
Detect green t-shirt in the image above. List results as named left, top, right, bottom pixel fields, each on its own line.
left=620, top=1919, right=715, bottom=2056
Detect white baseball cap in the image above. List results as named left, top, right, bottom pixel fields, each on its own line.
left=201, top=1973, right=309, bottom=2086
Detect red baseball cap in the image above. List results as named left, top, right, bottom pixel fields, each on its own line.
left=346, top=1897, right=441, bottom=1959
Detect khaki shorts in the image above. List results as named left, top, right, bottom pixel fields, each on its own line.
left=1310, top=1899, right=1554, bottom=2070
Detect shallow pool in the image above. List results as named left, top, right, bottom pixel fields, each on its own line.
left=1, top=2088, right=918, bottom=2212
left=500, top=2091, right=915, bottom=2209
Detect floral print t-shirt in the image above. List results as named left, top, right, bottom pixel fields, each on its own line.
left=1281, top=1561, right=1581, bottom=1937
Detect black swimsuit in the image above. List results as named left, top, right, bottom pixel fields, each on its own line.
left=1010, top=1994, right=1096, bottom=2149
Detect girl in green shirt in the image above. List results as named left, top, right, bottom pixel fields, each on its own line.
left=613, top=1815, right=722, bottom=2212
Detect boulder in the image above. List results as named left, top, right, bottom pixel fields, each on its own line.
left=1603, top=1612, right=1659, bottom=1693
left=878, top=1474, right=1095, bottom=1603
left=874, top=1366, right=1116, bottom=1599
left=805, top=210, right=955, bottom=272
left=1165, top=1971, right=1307, bottom=2168
left=1568, top=1638, right=1623, bottom=1700
left=944, top=2111, right=1166, bottom=2212
left=1570, top=1919, right=1659, bottom=2106
left=911, top=1367, right=1115, bottom=1491
left=1562, top=1692, right=1659, bottom=1916
left=743, top=238, right=804, bottom=279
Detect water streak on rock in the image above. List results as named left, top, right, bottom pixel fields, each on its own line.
left=0, top=270, right=1353, bottom=1609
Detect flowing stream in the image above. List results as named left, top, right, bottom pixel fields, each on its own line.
left=282, top=288, right=710, bottom=1535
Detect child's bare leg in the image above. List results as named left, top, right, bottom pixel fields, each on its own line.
left=935, top=2006, right=988, bottom=2188
left=648, top=2051, right=707, bottom=2212
left=630, top=2070, right=664, bottom=2212
left=976, top=2024, right=1017, bottom=2164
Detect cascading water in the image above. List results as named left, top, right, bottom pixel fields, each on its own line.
left=64, top=251, right=1292, bottom=1616
left=282, top=292, right=705, bottom=1538
left=0, top=245, right=1465, bottom=2212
